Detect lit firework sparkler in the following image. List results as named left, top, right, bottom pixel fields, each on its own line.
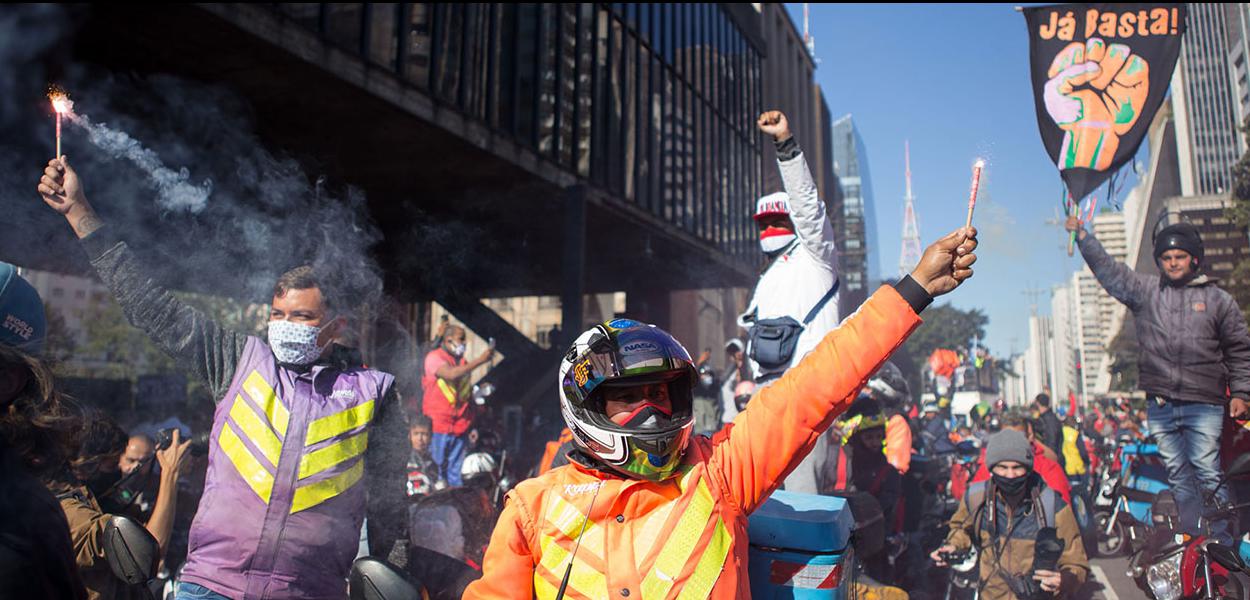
left=48, top=86, right=72, bottom=158
left=965, top=159, right=985, bottom=230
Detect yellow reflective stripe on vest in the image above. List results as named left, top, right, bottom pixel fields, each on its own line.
left=227, top=394, right=283, bottom=466
left=437, top=378, right=459, bottom=405
left=290, top=458, right=365, bottom=513
left=533, top=490, right=607, bottom=599
left=242, top=371, right=288, bottom=437
left=640, top=478, right=722, bottom=600
left=298, top=431, right=369, bottom=480
left=534, top=574, right=560, bottom=600
left=219, top=422, right=274, bottom=502
left=683, top=517, right=732, bottom=599
left=305, top=399, right=376, bottom=446
left=537, top=535, right=608, bottom=598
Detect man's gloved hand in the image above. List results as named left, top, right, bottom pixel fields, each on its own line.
left=1044, top=38, right=1149, bottom=171
left=910, top=227, right=978, bottom=297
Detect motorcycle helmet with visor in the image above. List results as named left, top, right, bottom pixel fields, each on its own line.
left=558, top=319, right=697, bottom=482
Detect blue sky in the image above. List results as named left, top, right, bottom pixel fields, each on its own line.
left=787, top=3, right=1145, bottom=356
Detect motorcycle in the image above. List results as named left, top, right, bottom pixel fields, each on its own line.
left=1092, top=440, right=1168, bottom=558
left=1128, top=453, right=1250, bottom=599
left=937, top=547, right=979, bottom=600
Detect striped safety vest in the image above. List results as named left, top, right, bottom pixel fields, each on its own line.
left=179, top=337, right=394, bottom=600
left=530, top=466, right=733, bottom=599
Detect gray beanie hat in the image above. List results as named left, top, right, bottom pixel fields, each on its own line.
left=985, top=429, right=1033, bottom=469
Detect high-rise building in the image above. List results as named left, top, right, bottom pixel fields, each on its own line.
left=1225, top=2, right=1250, bottom=151
left=1089, top=211, right=1129, bottom=394
left=1049, top=283, right=1079, bottom=402
left=1173, top=3, right=1242, bottom=196
left=1022, top=315, right=1056, bottom=402
left=830, top=114, right=878, bottom=312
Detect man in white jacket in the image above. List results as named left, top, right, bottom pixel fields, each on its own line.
left=739, top=110, right=841, bottom=493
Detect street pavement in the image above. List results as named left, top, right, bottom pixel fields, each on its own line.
left=1078, top=556, right=1138, bottom=600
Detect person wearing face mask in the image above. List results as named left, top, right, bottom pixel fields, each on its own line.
left=738, top=110, right=840, bottom=495
left=932, top=429, right=1088, bottom=599
left=47, top=415, right=190, bottom=600
left=38, top=158, right=408, bottom=600
left=422, top=324, right=495, bottom=487
left=1067, top=214, right=1250, bottom=540
left=464, top=226, right=979, bottom=599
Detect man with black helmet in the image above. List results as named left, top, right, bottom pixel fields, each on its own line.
left=1067, top=214, right=1250, bottom=537
left=464, top=226, right=979, bottom=598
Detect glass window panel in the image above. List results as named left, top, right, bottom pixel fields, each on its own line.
left=514, top=4, right=540, bottom=147
left=576, top=3, right=594, bottom=177
left=432, top=4, right=464, bottom=104
left=558, top=4, right=578, bottom=167
left=405, top=3, right=431, bottom=88
left=636, top=42, right=650, bottom=209
left=367, top=3, right=398, bottom=70
left=326, top=3, right=363, bottom=51
left=537, top=3, right=557, bottom=156
left=490, top=4, right=516, bottom=130
left=650, top=56, right=663, bottom=216
left=284, top=4, right=321, bottom=32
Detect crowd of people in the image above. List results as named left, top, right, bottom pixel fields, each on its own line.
left=1, top=106, right=1244, bottom=600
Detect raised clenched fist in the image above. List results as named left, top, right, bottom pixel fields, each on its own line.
left=1044, top=38, right=1149, bottom=171
left=757, top=111, right=791, bottom=142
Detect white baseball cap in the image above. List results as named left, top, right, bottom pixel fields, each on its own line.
left=753, top=192, right=790, bottom=221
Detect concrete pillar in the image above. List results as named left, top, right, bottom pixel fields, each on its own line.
left=560, top=185, right=586, bottom=348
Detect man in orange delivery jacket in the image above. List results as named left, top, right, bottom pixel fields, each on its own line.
left=463, top=225, right=979, bottom=599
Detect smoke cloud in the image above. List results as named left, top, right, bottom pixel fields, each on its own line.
left=64, top=107, right=213, bottom=213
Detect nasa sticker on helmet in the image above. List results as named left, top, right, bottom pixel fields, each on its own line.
left=620, top=341, right=660, bottom=354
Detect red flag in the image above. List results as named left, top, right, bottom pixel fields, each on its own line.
left=1068, top=390, right=1078, bottom=418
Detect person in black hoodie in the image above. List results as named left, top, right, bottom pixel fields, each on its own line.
left=1032, top=393, right=1064, bottom=469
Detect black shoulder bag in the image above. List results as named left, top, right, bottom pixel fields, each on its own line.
left=745, top=278, right=839, bottom=372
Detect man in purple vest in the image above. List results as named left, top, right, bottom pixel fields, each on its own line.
left=39, top=157, right=408, bottom=599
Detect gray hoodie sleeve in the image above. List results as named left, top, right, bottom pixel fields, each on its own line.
left=1077, top=232, right=1152, bottom=311
left=81, top=225, right=248, bottom=400
left=1217, top=293, right=1250, bottom=399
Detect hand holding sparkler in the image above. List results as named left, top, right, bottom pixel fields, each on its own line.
left=37, top=156, right=101, bottom=239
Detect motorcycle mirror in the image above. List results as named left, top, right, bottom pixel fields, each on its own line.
left=102, top=515, right=160, bottom=585
left=349, top=557, right=421, bottom=600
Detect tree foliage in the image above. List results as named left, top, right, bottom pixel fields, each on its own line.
left=1106, top=313, right=1140, bottom=392
left=1225, top=116, right=1250, bottom=321
left=41, top=301, right=77, bottom=365
left=903, top=304, right=989, bottom=361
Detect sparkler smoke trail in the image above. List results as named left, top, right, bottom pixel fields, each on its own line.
left=62, top=103, right=213, bottom=213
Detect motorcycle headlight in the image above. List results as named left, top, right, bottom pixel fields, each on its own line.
left=1145, top=552, right=1183, bottom=600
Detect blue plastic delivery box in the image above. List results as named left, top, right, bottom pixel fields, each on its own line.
left=747, top=490, right=856, bottom=599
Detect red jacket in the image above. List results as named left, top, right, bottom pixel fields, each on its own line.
left=962, top=440, right=1071, bottom=504
left=421, top=348, right=475, bottom=435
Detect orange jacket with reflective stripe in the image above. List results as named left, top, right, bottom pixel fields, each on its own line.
left=464, top=286, right=922, bottom=599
